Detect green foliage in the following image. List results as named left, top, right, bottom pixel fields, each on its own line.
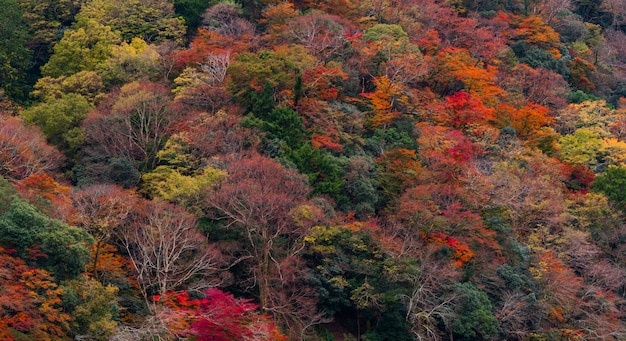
left=363, top=24, right=408, bottom=42
left=568, top=89, right=603, bottom=104
left=341, top=157, right=381, bottom=218
left=496, top=264, right=532, bottom=290
left=40, top=19, right=121, bottom=78
left=592, top=165, right=626, bottom=212
left=97, top=38, right=161, bottom=87
left=245, top=106, right=307, bottom=146
left=0, top=0, right=32, bottom=100
left=32, top=71, right=106, bottom=104
left=557, top=128, right=603, bottom=167
left=0, top=191, right=92, bottom=279
left=305, top=225, right=413, bottom=338
left=173, top=0, right=218, bottom=34
left=364, top=127, right=419, bottom=156
left=76, top=0, right=186, bottom=43
left=62, top=277, right=119, bottom=340
left=450, top=282, right=498, bottom=340
left=106, top=158, right=141, bottom=188
left=289, top=144, right=347, bottom=203
left=142, top=166, right=226, bottom=214
left=22, top=93, right=92, bottom=155
left=15, top=0, right=84, bottom=63
left=227, top=47, right=316, bottom=108
left=38, top=220, right=93, bottom=279
left=511, top=41, right=570, bottom=77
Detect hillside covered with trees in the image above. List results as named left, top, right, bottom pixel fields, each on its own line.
left=2, top=0, right=626, bottom=339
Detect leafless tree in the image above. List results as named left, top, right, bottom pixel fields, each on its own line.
left=120, top=200, right=224, bottom=304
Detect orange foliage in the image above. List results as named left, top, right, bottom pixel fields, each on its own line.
left=568, top=56, right=596, bottom=91
left=260, top=2, right=299, bottom=43
left=495, top=102, right=554, bottom=139
left=0, top=248, right=70, bottom=340
left=312, top=133, right=344, bottom=153
left=173, top=29, right=255, bottom=69
left=432, top=47, right=505, bottom=104
left=497, top=12, right=562, bottom=58
left=302, top=65, right=348, bottom=101
left=532, top=251, right=582, bottom=325
left=87, top=243, right=137, bottom=288
left=14, top=173, right=73, bottom=222
left=361, top=76, right=408, bottom=128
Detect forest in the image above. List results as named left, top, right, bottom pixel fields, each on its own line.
left=1, top=0, right=626, bottom=339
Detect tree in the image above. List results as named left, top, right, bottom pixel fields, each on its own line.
left=0, top=247, right=71, bottom=340
left=142, top=133, right=227, bottom=214
left=97, top=38, right=162, bottom=87
left=494, top=102, right=553, bottom=139
left=31, top=71, right=106, bottom=105
left=62, top=276, right=120, bottom=340
left=226, top=46, right=316, bottom=109
left=120, top=200, right=223, bottom=303
left=376, top=148, right=422, bottom=200
left=15, top=0, right=84, bottom=72
left=0, top=187, right=92, bottom=279
left=287, top=12, right=351, bottom=61
left=153, top=289, right=287, bottom=340
left=201, top=2, right=256, bottom=39
left=0, top=0, right=32, bottom=100
left=304, top=223, right=414, bottom=340
left=450, top=282, right=498, bottom=340
left=70, top=184, right=136, bottom=282
left=181, top=110, right=260, bottom=159
left=22, top=93, right=93, bottom=155
left=206, top=154, right=313, bottom=314
left=15, top=173, right=73, bottom=222
left=83, top=81, right=182, bottom=171
left=429, top=47, right=504, bottom=103
left=557, top=128, right=604, bottom=167
left=362, top=76, right=410, bottom=129
left=0, top=114, right=63, bottom=180
left=498, top=64, right=569, bottom=110
left=260, top=2, right=299, bottom=44
left=40, top=19, right=121, bottom=78
left=499, top=13, right=563, bottom=59
left=554, top=100, right=615, bottom=135
left=76, top=0, right=186, bottom=43
left=172, top=0, right=217, bottom=34
left=436, top=91, right=495, bottom=131
left=191, top=289, right=287, bottom=341
left=592, top=165, right=626, bottom=212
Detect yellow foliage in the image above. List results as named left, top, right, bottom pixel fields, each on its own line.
left=142, top=166, right=226, bottom=213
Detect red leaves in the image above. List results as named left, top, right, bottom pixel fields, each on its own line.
left=157, top=289, right=287, bottom=341
left=302, top=65, right=348, bottom=101
left=425, top=231, right=475, bottom=267
left=562, top=164, right=595, bottom=193
left=437, top=92, right=495, bottom=130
